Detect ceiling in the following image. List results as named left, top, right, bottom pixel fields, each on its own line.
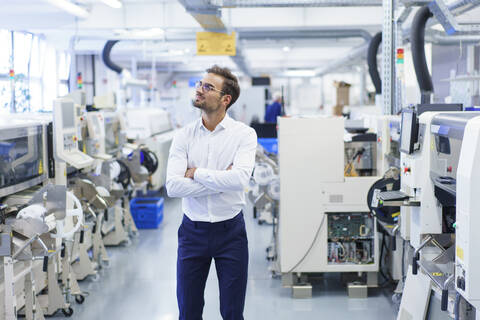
left=0, top=0, right=476, bottom=77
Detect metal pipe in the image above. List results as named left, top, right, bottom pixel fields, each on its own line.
left=316, top=44, right=369, bottom=76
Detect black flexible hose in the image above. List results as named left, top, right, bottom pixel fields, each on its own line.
left=116, top=160, right=132, bottom=189
left=411, top=6, right=434, bottom=102
left=367, top=32, right=382, bottom=94
left=141, top=148, right=159, bottom=174
left=102, top=40, right=123, bottom=74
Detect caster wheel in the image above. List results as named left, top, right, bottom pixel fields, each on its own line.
left=62, top=307, right=74, bottom=317
left=75, top=295, right=85, bottom=304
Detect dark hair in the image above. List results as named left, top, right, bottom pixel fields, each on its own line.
left=206, top=65, right=240, bottom=110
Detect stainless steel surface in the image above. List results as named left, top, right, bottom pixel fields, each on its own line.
left=29, top=184, right=68, bottom=220
left=418, top=260, right=454, bottom=290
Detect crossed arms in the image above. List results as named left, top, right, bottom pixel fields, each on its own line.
left=166, top=129, right=257, bottom=198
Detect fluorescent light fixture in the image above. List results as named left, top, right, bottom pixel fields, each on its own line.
left=45, top=0, right=89, bottom=18
left=168, top=49, right=185, bottom=56
left=284, top=69, right=316, bottom=77
left=101, top=0, right=122, bottom=9
left=283, top=46, right=291, bottom=52
left=114, top=28, right=165, bottom=38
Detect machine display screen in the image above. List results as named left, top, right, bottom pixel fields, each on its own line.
left=62, top=102, right=75, bottom=129
left=400, top=109, right=416, bottom=154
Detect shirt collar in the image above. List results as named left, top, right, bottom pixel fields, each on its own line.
left=198, top=114, right=232, bottom=132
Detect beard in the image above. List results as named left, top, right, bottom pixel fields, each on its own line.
left=192, top=94, right=222, bottom=113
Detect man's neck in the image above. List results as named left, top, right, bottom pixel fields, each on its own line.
left=202, top=110, right=226, bottom=132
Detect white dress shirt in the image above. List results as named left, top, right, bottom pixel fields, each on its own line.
left=166, top=114, right=257, bottom=222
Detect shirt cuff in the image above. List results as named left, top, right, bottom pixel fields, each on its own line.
left=194, top=168, right=209, bottom=184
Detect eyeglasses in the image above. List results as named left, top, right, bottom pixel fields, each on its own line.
left=195, top=81, right=225, bottom=95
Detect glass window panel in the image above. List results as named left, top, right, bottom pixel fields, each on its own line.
left=42, top=46, right=57, bottom=111
left=30, top=36, right=45, bottom=78
left=0, top=30, right=12, bottom=74
left=14, top=75, right=30, bottom=113
left=58, top=52, right=71, bottom=80
left=0, top=80, right=11, bottom=114
left=58, top=83, right=69, bottom=97
left=13, top=32, right=32, bottom=76
left=29, top=80, right=42, bottom=112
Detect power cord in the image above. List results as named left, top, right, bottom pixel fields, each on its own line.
left=286, top=214, right=326, bottom=273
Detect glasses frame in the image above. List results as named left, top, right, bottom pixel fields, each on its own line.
left=195, top=81, right=225, bottom=95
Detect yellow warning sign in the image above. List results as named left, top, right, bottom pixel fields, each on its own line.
left=457, top=246, right=464, bottom=261
left=38, top=160, right=43, bottom=175
left=196, top=32, right=236, bottom=56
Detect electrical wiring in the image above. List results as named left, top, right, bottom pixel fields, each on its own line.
left=286, top=214, right=326, bottom=273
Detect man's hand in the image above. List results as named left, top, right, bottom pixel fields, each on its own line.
left=227, top=164, right=233, bottom=170
left=185, top=168, right=197, bottom=179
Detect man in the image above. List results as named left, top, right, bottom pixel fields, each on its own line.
left=264, top=91, right=282, bottom=123
left=166, top=65, right=257, bottom=320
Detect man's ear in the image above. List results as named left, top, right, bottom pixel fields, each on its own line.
left=223, top=95, right=232, bottom=108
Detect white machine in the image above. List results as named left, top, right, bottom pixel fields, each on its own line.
left=389, top=109, right=480, bottom=319
left=121, top=108, right=174, bottom=190
left=53, top=98, right=94, bottom=170
left=278, top=117, right=380, bottom=285
left=85, top=112, right=112, bottom=160
left=454, top=116, right=480, bottom=311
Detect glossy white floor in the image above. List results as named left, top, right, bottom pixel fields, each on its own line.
left=53, top=195, right=397, bottom=319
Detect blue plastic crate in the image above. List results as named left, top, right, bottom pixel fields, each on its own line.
left=130, top=197, right=164, bottom=229
left=258, top=138, right=278, bottom=154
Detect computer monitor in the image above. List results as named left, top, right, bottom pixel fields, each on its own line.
left=400, top=109, right=417, bottom=154
left=62, top=101, right=75, bottom=129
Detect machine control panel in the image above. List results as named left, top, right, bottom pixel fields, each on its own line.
left=53, top=97, right=94, bottom=169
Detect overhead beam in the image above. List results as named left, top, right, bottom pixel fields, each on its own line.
left=177, top=0, right=253, bottom=77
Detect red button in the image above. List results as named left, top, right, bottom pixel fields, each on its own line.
left=447, top=166, right=453, bottom=172
left=404, top=167, right=410, bottom=173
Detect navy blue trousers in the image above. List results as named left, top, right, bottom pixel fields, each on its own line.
left=177, top=212, right=248, bottom=320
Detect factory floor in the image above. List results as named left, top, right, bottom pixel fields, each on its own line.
left=53, top=195, right=397, bottom=320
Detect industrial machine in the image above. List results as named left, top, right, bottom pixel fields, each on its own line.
left=277, top=116, right=380, bottom=297
left=0, top=117, right=87, bottom=319
left=120, top=108, right=174, bottom=190
left=372, top=108, right=480, bottom=319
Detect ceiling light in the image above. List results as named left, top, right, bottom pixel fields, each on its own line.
left=284, top=69, right=316, bottom=77
left=101, top=0, right=122, bottom=9
left=114, top=28, right=165, bottom=38
left=44, top=0, right=89, bottom=18
left=283, top=46, right=291, bottom=52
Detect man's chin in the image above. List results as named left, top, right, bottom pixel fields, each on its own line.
left=192, top=100, right=205, bottom=109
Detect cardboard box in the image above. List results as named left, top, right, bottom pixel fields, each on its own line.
left=333, top=81, right=351, bottom=106
left=333, top=104, right=344, bottom=116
